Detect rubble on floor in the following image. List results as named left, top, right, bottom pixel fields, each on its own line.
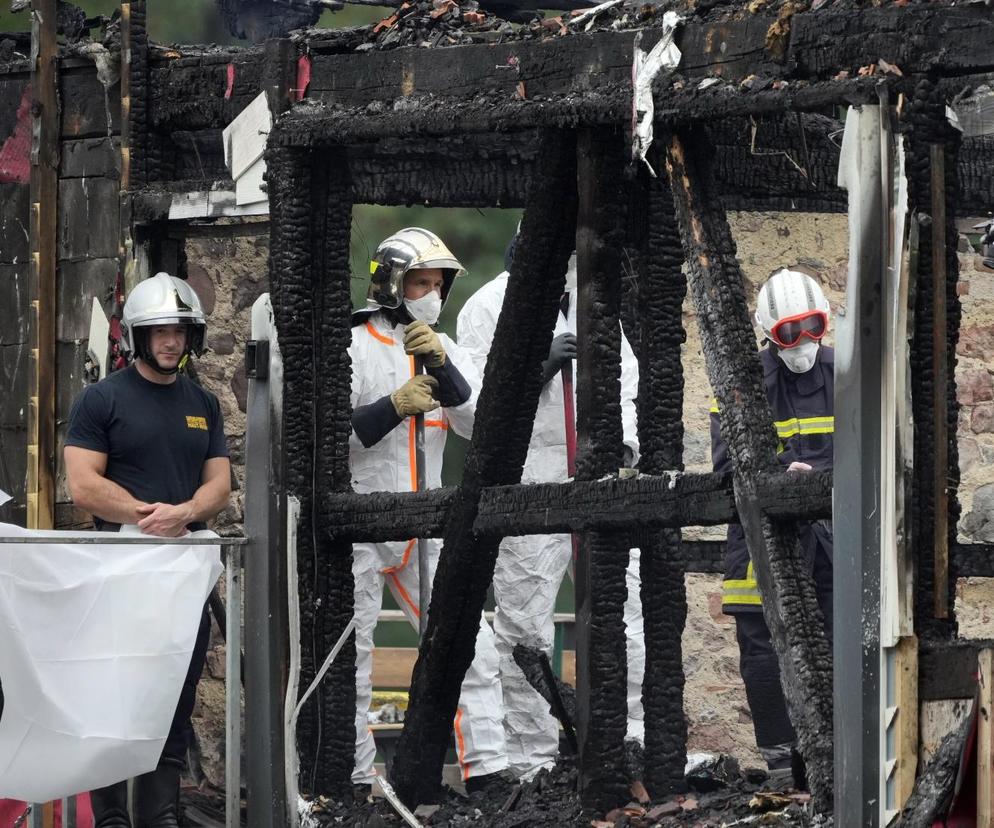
left=301, top=755, right=833, bottom=827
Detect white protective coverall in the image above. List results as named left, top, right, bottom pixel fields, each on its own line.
left=348, top=310, right=507, bottom=785
left=457, top=272, right=646, bottom=778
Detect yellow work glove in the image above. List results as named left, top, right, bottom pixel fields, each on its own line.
left=403, top=321, right=446, bottom=368
left=391, top=375, right=440, bottom=417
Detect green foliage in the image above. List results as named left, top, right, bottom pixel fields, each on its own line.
left=0, top=2, right=383, bottom=40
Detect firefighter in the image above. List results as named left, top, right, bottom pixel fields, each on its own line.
left=710, top=268, right=834, bottom=782
left=348, top=228, right=508, bottom=792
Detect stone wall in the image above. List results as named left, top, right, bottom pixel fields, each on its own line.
left=183, top=210, right=994, bottom=784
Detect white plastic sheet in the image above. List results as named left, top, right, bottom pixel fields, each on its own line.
left=0, top=523, right=222, bottom=801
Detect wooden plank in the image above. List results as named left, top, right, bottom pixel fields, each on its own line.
left=59, top=137, right=120, bottom=179
left=0, top=183, right=31, bottom=263
left=931, top=144, right=949, bottom=619
left=371, top=646, right=578, bottom=689
left=0, top=263, right=30, bottom=344
left=59, top=67, right=120, bottom=140
left=919, top=639, right=993, bottom=700
left=895, top=635, right=919, bottom=810
left=372, top=647, right=418, bottom=689
left=979, top=648, right=994, bottom=828
left=56, top=258, right=117, bottom=341
left=57, top=177, right=119, bottom=261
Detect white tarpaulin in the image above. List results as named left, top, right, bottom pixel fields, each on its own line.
left=0, top=523, right=222, bottom=801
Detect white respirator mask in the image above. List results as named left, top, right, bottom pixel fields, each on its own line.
left=777, top=339, right=820, bottom=374
left=404, top=290, right=442, bottom=325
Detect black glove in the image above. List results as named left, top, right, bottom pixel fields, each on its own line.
left=540, top=333, right=577, bottom=386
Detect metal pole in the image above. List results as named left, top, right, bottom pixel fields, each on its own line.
left=414, top=355, right=429, bottom=640
left=226, top=544, right=242, bottom=828
left=244, top=296, right=288, bottom=828
left=833, top=104, right=885, bottom=826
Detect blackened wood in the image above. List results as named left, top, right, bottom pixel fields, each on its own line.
left=59, top=67, right=120, bottom=140
left=930, top=144, right=949, bottom=619
left=277, top=77, right=887, bottom=146
left=664, top=126, right=834, bottom=812
left=29, top=0, right=58, bottom=532
left=320, top=470, right=834, bottom=542
left=634, top=160, right=688, bottom=797
left=56, top=258, right=116, bottom=341
left=574, top=125, right=630, bottom=812
left=918, top=638, right=994, bottom=701
left=0, top=184, right=30, bottom=263
left=59, top=137, right=121, bottom=179
left=905, top=81, right=961, bottom=640
left=389, top=129, right=577, bottom=807
left=57, top=177, right=119, bottom=261
left=266, top=143, right=357, bottom=796
left=895, top=712, right=972, bottom=827
left=951, top=543, right=994, bottom=579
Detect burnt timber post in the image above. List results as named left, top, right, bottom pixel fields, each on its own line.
left=266, top=143, right=357, bottom=796
left=634, top=160, right=688, bottom=797
left=26, top=0, right=57, bottom=533
left=390, top=129, right=578, bottom=807
left=574, top=126, right=631, bottom=811
left=664, top=126, right=834, bottom=812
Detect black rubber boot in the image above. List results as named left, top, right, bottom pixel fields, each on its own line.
left=134, top=762, right=181, bottom=828
left=90, top=781, right=132, bottom=828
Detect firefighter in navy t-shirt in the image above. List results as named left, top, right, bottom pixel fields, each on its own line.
left=65, top=272, right=230, bottom=828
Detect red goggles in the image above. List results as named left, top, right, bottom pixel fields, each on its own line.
left=769, top=309, right=828, bottom=349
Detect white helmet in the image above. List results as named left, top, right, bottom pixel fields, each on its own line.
left=755, top=269, right=830, bottom=374
left=367, top=227, right=466, bottom=312
left=121, top=272, right=207, bottom=372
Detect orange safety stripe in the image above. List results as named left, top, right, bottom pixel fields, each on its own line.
left=454, top=707, right=469, bottom=780
left=388, top=571, right=421, bottom=619
left=408, top=355, right=418, bottom=491
left=381, top=538, right=417, bottom=575
left=424, top=419, right=448, bottom=430
left=365, top=321, right=395, bottom=346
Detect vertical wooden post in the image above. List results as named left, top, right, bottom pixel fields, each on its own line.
left=894, top=635, right=919, bottom=808
left=574, top=126, right=630, bottom=811
left=978, top=648, right=994, bottom=827
left=930, top=145, right=949, bottom=619
left=27, top=0, right=58, bottom=535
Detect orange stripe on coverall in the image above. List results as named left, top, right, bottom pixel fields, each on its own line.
left=454, top=706, right=469, bottom=780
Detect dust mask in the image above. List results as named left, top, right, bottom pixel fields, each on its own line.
left=404, top=290, right=442, bottom=325
left=777, top=340, right=819, bottom=374
left=564, top=253, right=578, bottom=292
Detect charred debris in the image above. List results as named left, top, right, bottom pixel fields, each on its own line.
left=2, top=0, right=994, bottom=824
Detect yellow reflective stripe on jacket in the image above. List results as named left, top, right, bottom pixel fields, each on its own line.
left=709, top=397, right=719, bottom=414
left=773, top=416, right=835, bottom=439
left=723, top=560, right=762, bottom=606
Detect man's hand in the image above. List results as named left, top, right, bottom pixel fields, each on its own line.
left=136, top=502, right=194, bottom=537
left=391, top=375, right=440, bottom=417
left=786, top=461, right=813, bottom=473
left=403, top=321, right=446, bottom=368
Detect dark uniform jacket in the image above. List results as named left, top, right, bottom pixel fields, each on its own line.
left=709, top=345, right=834, bottom=613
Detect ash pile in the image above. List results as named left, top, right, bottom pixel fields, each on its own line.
left=304, top=754, right=829, bottom=827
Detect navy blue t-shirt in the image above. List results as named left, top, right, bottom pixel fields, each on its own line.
left=66, top=365, right=228, bottom=529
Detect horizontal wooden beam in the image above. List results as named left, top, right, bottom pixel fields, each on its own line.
left=322, top=469, right=833, bottom=544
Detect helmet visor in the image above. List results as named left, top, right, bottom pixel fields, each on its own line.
left=770, top=310, right=828, bottom=348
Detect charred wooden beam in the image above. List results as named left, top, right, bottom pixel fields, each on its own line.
left=278, top=77, right=886, bottom=146
left=266, top=141, right=357, bottom=796
left=664, top=125, right=834, bottom=812
left=574, top=125, right=630, bottom=812
left=321, top=470, right=834, bottom=542
left=634, top=159, right=688, bottom=798
left=905, top=79, right=962, bottom=639
left=122, top=1, right=149, bottom=188
left=389, top=129, right=578, bottom=808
